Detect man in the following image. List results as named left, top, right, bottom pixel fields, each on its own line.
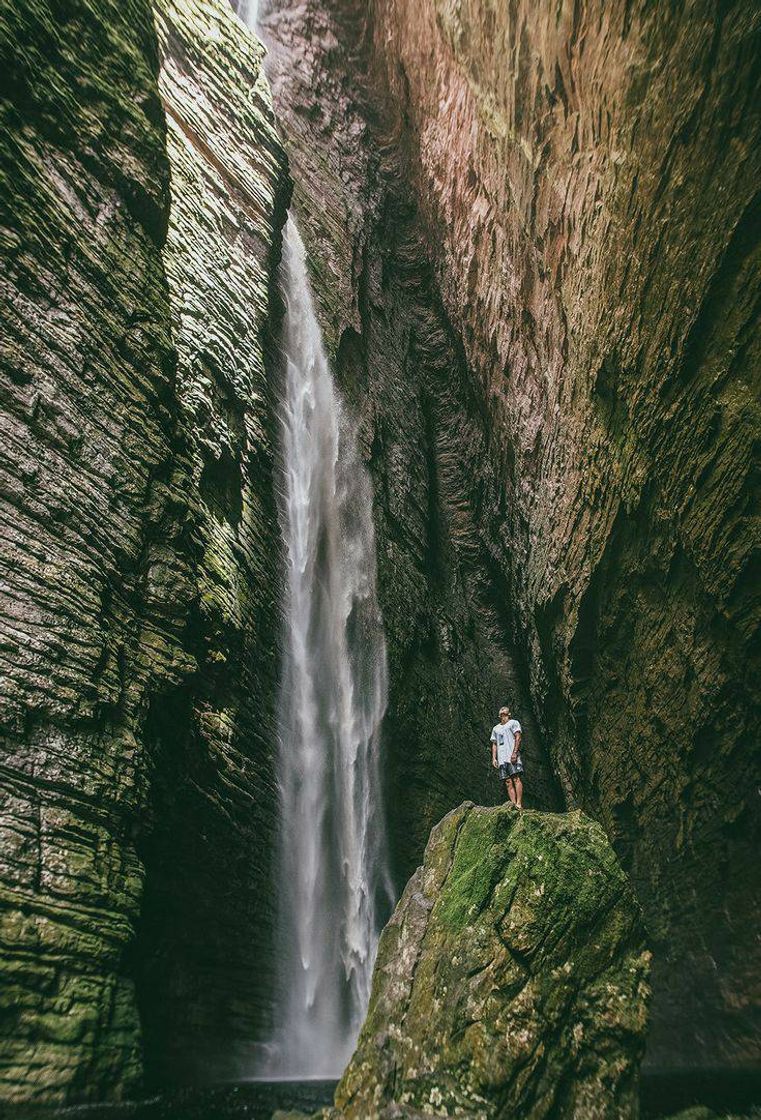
left=490, top=705, right=524, bottom=809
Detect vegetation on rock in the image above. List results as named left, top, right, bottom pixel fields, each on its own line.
left=334, top=803, right=650, bottom=1119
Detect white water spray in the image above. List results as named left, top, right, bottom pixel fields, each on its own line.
left=263, top=214, right=393, bottom=1077
left=241, top=2, right=393, bottom=1073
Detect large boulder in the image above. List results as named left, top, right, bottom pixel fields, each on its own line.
left=335, top=803, right=650, bottom=1119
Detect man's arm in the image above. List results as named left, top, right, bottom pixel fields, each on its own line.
left=511, top=730, right=522, bottom=764
left=490, top=734, right=498, bottom=767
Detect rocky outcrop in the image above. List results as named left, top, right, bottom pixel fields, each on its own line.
left=0, top=0, right=288, bottom=1101
left=136, top=0, right=288, bottom=1087
left=334, top=803, right=650, bottom=1119
left=257, top=1, right=562, bottom=889
left=261, top=0, right=761, bottom=1069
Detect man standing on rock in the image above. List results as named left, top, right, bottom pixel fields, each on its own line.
left=491, top=706, right=524, bottom=809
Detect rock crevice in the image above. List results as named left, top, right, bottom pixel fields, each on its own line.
left=257, top=0, right=562, bottom=890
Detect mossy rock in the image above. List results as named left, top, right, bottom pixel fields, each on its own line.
left=335, top=803, right=651, bottom=1119
left=663, top=1110, right=761, bottom=1120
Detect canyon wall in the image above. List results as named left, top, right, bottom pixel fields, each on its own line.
left=137, top=0, right=288, bottom=1087
left=0, top=0, right=181, bottom=1100
left=258, top=0, right=562, bottom=888
left=0, top=0, right=757, bottom=1100
left=260, top=0, right=761, bottom=1072
left=0, top=0, right=287, bottom=1101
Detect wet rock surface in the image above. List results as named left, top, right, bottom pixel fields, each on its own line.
left=334, top=802, right=650, bottom=1119
left=5, top=1076, right=761, bottom=1120
left=7, top=1080, right=338, bottom=1119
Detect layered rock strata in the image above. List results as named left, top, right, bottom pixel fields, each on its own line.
left=0, top=0, right=288, bottom=1100
left=137, top=0, right=288, bottom=1086
left=265, top=0, right=761, bottom=1068
left=0, top=0, right=183, bottom=1101
left=257, top=1, right=561, bottom=887
left=334, top=803, right=650, bottom=1120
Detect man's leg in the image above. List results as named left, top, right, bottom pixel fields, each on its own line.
left=505, top=777, right=517, bottom=804
left=514, top=776, right=523, bottom=809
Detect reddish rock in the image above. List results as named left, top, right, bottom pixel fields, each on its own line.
left=260, top=0, right=761, bottom=1070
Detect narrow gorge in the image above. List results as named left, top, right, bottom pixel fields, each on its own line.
left=0, top=0, right=758, bottom=1116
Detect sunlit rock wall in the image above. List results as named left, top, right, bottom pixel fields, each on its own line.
left=257, top=0, right=561, bottom=889
left=137, top=0, right=289, bottom=1086
left=0, top=0, right=185, bottom=1102
left=0, top=0, right=288, bottom=1101
left=346, top=0, right=761, bottom=1070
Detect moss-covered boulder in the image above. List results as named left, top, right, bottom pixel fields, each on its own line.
left=335, top=803, right=650, bottom=1119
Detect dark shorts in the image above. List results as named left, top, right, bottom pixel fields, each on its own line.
left=499, top=759, right=524, bottom=781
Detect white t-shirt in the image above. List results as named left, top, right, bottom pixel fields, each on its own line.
left=491, top=719, right=522, bottom=765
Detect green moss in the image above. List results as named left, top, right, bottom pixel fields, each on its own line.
left=337, top=804, right=650, bottom=1119
left=436, top=806, right=516, bottom=929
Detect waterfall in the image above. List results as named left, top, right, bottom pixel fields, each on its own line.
left=240, top=1, right=393, bottom=1074
left=262, top=215, right=393, bottom=1078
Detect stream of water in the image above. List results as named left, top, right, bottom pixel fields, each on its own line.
left=261, top=214, right=393, bottom=1077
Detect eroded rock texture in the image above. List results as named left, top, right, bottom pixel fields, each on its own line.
left=0, top=0, right=288, bottom=1101
left=334, top=803, right=650, bottom=1120
left=256, top=1, right=561, bottom=889
left=0, top=0, right=182, bottom=1101
left=137, top=0, right=288, bottom=1086
left=263, top=0, right=761, bottom=1068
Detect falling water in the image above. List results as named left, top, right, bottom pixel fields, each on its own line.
left=262, top=215, right=394, bottom=1078
left=240, top=0, right=393, bottom=1074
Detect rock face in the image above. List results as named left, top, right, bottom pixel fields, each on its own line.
left=259, top=0, right=761, bottom=1070
left=1, top=0, right=758, bottom=1101
left=0, top=0, right=288, bottom=1101
left=256, top=1, right=562, bottom=889
left=335, top=803, right=650, bottom=1120
left=137, top=0, right=288, bottom=1087
left=0, top=0, right=182, bottom=1101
